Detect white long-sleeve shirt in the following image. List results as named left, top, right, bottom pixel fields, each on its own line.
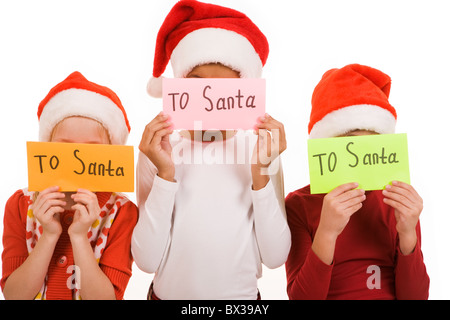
left=131, top=131, right=291, bottom=299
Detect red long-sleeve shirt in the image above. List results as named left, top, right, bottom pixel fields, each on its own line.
left=285, top=185, right=429, bottom=300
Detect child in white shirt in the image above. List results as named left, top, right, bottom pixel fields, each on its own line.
left=131, top=0, right=291, bottom=299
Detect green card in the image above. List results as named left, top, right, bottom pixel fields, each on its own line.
left=307, top=133, right=410, bottom=194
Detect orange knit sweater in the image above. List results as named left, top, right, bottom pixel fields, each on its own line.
left=1, top=189, right=138, bottom=300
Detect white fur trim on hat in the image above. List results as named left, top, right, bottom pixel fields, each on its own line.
left=170, top=27, right=263, bottom=79
left=309, top=104, right=396, bottom=139
left=39, top=88, right=129, bottom=145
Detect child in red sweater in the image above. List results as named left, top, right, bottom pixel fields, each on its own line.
left=1, top=72, right=138, bottom=299
left=285, top=64, right=429, bottom=299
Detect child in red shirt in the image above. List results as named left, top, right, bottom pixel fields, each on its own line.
left=285, top=64, right=429, bottom=299
left=1, top=72, right=138, bottom=300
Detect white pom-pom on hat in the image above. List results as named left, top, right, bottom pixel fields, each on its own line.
left=147, top=76, right=164, bottom=98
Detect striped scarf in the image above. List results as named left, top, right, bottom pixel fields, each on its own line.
left=23, top=189, right=129, bottom=300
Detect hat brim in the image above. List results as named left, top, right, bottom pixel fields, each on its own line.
left=171, top=27, right=263, bottom=78
left=309, top=104, right=396, bottom=139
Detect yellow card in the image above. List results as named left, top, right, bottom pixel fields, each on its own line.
left=27, top=141, right=134, bottom=192
left=308, top=134, right=410, bottom=194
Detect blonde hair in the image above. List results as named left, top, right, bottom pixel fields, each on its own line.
left=50, top=116, right=111, bottom=144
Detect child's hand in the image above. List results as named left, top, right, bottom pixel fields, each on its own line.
left=68, top=189, right=100, bottom=239
left=139, top=112, right=175, bottom=181
left=311, top=183, right=365, bottom=265
left=318, top=183, right=366, bottom=240
left=32, top=186, right=65, bottom=238
left=252, top=114, right=287, bottom=169
left=382, top=181, right=422, bottom=254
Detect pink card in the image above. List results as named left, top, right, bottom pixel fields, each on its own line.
left=162, top=78, right=266, bottom=130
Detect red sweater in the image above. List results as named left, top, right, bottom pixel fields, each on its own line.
left=285, top=185, right=429, bottom=300
left=1, top=189, right=138, bottom=300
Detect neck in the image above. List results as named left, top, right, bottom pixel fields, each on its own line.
left=62, top=192, right=76, bottom=211
left=181, top=130, right=237, bottom=142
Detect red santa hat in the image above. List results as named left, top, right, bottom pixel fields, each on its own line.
left=37, top=71, right=130, bottom=145
left=308, top=64, right=397, bottom=139
left=147, top=0, right=269, bottom=98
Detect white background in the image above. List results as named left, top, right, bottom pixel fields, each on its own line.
left=0, top=0, right=449, bottom=300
